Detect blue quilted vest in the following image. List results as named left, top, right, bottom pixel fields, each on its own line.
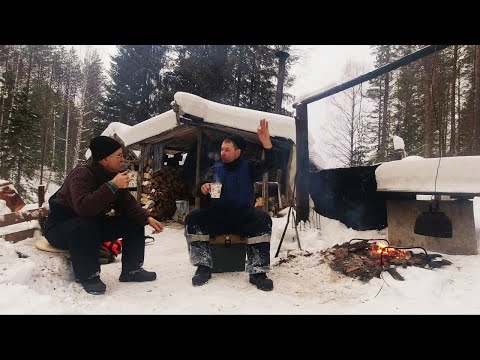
left=212, top=160, right=253, bottom=209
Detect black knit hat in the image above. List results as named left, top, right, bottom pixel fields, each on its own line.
left=225, top=134, right=246, bottom=151
left=89, top=136, right=122, bottom=161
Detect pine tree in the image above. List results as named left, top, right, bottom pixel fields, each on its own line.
left=74, top=48, right=105, bottom=167
left=0, top=90, right=41, bottom=198
left=365, top=45, right=390, bottom=163
left=100, top=45, right=170, bottom=127
left=391, top=45, right=424, bottom=157
left=166, top=45, right=297, bottom=114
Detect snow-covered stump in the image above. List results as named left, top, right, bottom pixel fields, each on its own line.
left=386, top=199, right=477, bottom=255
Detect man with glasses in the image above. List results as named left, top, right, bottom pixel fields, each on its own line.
left=44, top=136, right=164, bottom=295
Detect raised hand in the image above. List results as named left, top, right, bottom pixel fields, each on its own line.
left=257, top=118, right=272, bottom=149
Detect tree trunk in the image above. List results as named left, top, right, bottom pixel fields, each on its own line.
left=474, top=45, right=480, bottom=154
left=377, top=82, right=382, bottom=152
left=449, top=45, right=458, bottom=155
left=234, top=46, right=244, bottom=107
left=39, top=64, right=55, bottom=185
left=350, top=91, right=355, bottom=165
left=73, top=57, right=90, bottom=168
left=15, top=155, right=21, bottom=190
left=456, top=64, right=462, bottom=153
left=64, top=72, right=71, bottom=176
left=379, top=47, right=391, bottom=162
left=25, top=46, right=33, bottom=94
left=0, top=46, right=10, bottom=153
left=423, top=56, right=433, bottom=158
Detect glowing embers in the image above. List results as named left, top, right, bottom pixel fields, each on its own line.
left=326, top=239, right=452, bottom=282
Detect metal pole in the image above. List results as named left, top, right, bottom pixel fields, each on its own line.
left=293, top=45, right=450, bottom=107
left=292, top=45, right=451, bottom=223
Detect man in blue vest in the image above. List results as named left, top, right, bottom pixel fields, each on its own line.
left=184, top=119, right=277, bottom=291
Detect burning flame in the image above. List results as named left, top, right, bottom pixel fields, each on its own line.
left=373, top=241, right=407, bottom=260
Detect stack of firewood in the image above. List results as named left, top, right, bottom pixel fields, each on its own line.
left=254, top=196, right=277, bottom=217
left=140, top=159, right=188, bottom=221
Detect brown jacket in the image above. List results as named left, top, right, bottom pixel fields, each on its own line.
left=49, top=161, right=149, bottom=225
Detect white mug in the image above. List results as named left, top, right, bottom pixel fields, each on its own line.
left=210, top=183, right=222, bottom=198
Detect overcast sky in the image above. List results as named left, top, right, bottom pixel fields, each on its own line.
left=288, top=46, right=375, bottom=166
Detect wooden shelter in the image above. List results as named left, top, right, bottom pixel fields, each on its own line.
left=100, top=92, right=324, bottom=221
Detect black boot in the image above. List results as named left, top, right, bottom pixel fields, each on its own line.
left=119, top=268, right=157, bottom=282
left=192, top=265, right=212, bottom=286
left=80, top=276, right=106, bottom=295
left=249, top=273, right=273, bottom=291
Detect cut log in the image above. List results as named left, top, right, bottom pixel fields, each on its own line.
left=0, top=184, right=26, bottom=212
left=0, top=207, right=49, bottom=227
left=4, top=228, right=39, bottom=243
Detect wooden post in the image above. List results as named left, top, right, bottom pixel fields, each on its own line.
left=37, top=184, right=45, bottom=208
left=284, top=144, right=294, bottom=207
left=37, top=184, right=46, bottom=232
left=137, top=144, right=147, bottom=203
left=295, top=103, right=310, bottom=224
left=276, top=168, right=283, bottom=209
left=271, top=50, right=289, bottom=213
left=151, top=144, right=165, bottom=173
left=262, top=149, right=269, bottom=213
left=195, top=129, right=202, bottom=209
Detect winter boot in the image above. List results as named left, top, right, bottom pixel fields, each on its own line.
left=249, top=273, right=273, bottom=291
left=80, top=276, right=106, bottom=295
left=192, top=265, right=212, bottom=286
left=119, top=268, right=157, bottom=282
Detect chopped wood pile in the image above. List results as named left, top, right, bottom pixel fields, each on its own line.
left=324, top=239, right=452, bottom=282
left=140, top=159, right=188, bottom=221
left=254, top=196, right=278, bottom=217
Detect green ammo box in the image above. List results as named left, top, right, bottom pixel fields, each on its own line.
left=209, top=234, right=247, bottom=273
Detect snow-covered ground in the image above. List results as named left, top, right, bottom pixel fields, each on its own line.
left=1, top=199, right=480, bottom=315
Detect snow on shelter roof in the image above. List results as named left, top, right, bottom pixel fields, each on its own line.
left=375, top=155, right=480, bottom=195
left=174, top=92, right=299, bottom=142
left=92, top=92, right=325, bottom=169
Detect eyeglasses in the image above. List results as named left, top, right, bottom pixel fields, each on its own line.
left=108, top=153, right=125, bottom=159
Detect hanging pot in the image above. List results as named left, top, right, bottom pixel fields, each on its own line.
left=414, top=200, right=452, bottom=238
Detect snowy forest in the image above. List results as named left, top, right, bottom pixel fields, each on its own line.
left=326, top=45, right=480, bottom=167
left=0, top=45, right=479, bottom=202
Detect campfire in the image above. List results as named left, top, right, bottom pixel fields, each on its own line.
left=324, top=239, right=452, bottom=282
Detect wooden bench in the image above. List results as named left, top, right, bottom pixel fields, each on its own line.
left=209, top=234, right=247, bottom=273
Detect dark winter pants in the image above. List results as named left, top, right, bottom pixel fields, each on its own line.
left=44, top=216, right=146, bottom=282
left=184, top=207, right=272, bottom=274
